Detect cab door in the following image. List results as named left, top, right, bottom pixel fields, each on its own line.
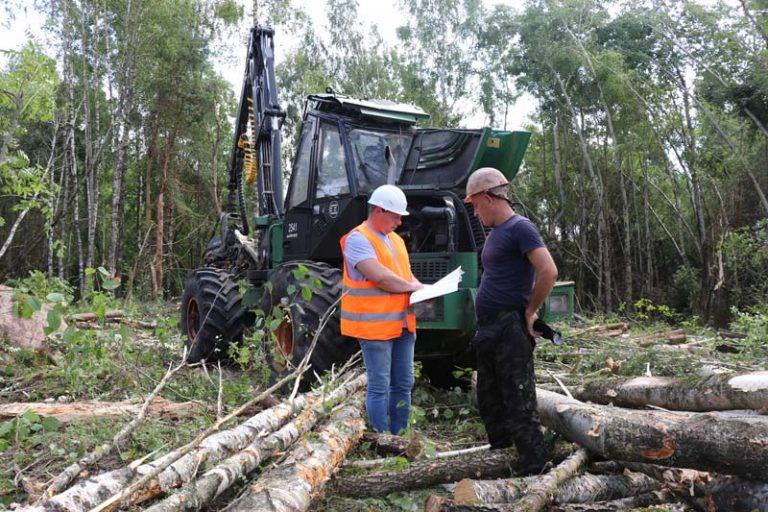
left=282, top=116, right=316, bottom=260
left=308, top=121, right=358, bottom=262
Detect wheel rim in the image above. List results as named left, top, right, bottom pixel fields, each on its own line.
left=186, top=297, right=200, bottom=342
left=272, top=309, right=294, bottom=372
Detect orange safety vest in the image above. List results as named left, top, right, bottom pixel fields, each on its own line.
left=340, top=222, right=416, bottom=340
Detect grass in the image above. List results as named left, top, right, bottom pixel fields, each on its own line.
left=1, top=299, right=767, bottom=510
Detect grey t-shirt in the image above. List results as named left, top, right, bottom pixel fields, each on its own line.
left=344, top=230, right=394, bottom=281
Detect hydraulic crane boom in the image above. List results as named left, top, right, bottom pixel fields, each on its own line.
left=226, top=24, right=286, bottom=235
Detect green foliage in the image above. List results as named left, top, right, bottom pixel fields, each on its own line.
left=0, top=411, right=60, bottom=452
left=730, top=306, right=768, bottom=349
left=632, top=298, right=676, bottom=323
left=721, top=220, right=768, bottom=310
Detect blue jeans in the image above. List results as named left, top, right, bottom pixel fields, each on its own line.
left=359, top=330, right=415, bottom=435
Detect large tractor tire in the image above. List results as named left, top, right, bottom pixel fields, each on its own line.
left=180, top=268, right=250, bottom=363
left=259, top=261, right=356, bottom=378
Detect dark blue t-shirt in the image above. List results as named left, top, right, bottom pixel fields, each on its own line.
left=475, top=215, right=545, bottom=318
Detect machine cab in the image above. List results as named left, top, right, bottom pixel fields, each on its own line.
left=281, top=94, right=427, bottom=263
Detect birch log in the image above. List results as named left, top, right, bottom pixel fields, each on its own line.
left=575, top=371, right=768, bottom=411
left=225, top=396, right=366, bottom=511
left=333, top=442, right=574, bottom=498
left=613, top=461, right=768, bottom=511
left=454, top=470, right=659, bottom=505
left=20, top=374, right=320, bottom=512
left=536, top=388, right=768, bottom=479
left=504, top=448, right=589, bottom=512
left=142, top=374, right=367, bottom=512
left=427, top=491, right=672, bottom=512
left=548, top=491, right=673, bottom=511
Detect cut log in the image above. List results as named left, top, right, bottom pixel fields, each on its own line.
left=454, top=470, right=659, bottom=505
left=570, top=323, right=628, bottom=336
left=0, top=397, right=199, bottom=422
left=426, top=491, right=675, bottom=512
left=142, top=374, right=367, bottom=512
left=503, top=448, right=589, bottom=512
left=424, top=495, right=498, bottom=512
left=536, top=388, right=768, bottom=479
left=609, top=461, right=768, bottom=512
left=68, top=310, right=124, bottom=321
left=548, top=491, right=673, bottom=511
left=19, top=370, right=318, bottom=512
left=574, top=371, right=768, bottom=411
left=224, top=396, right=366, bottom=511
left=332, top=442, right=574, bottom=498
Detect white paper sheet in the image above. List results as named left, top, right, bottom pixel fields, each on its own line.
left=409, top=266, right=463, bottom=305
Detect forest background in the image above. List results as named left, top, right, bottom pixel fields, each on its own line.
left=1, top=0, right=767, bottom=328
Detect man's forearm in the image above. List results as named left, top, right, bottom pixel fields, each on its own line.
left=526, top=269, right=557, bottom=315
left=375, top=272, right=420, bottom=293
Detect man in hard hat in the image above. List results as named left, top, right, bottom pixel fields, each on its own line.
left=340, top=184, right=423, bottom=434
left=464, top=167, right=558, bottom=475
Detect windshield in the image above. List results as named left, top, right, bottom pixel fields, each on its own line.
left=347, top=127, right=413, bottom=193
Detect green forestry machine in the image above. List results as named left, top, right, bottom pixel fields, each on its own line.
left=180, top=24, right=567, bottom=381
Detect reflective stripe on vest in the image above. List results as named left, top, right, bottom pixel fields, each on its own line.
left=340, top=223, right=417, bottom=340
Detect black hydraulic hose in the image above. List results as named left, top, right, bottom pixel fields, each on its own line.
left=237, top=163, right=249, bottom=236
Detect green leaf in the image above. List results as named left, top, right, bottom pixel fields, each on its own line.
left=101, top=279, right=120, bottom=290
left=44, top=308, right=61, bottom=335
left=97, top=266, right=109, bottom=276
left=21, top=410, right=40, bottom=424
left=41, top=416, right=60, bottom=432
left=301, top=286, right=312, bottom=302
left=0, top=439, right=7, bottom=452
left=46, top=292, right=66, bottom=303
left=269, top=318, right=283, bottom=331
left=242, top=288, right=261, bottom=307
left=22, top=295, right=42, bottom=318
left=286, top=284, right=296, bottom=295
left=0, top=420, right=15, bottom=438
left=84, top=267, right=96, bottom=276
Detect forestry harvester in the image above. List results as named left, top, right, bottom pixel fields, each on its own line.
left=180, top=24, right=570, bottom=382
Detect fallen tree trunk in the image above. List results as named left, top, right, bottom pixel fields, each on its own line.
left=68, top=310, right=124, bottom=321
left=142, top=374, right=367, bottom=512
left=608, top=460, right=768, bottom=511
left=536, top=388, right=768, bottom=479
left=454, top=470, right=659, bottom=505
left=0, top=397, right=198, bottom=422
left=332, top=442, right=574, bottom=498
left=574, top=371, right=768, bottom=411
left=503, top=448, right=589, bottom=512
left=426, top=491, right=672, bottom=512
left=225, top=396, right=366, bottom=511
left=21, top=370, right=311, bottom=512
left=549, top=491, right=674, bottom=511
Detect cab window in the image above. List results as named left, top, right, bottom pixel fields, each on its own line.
left=316, top=123, right=350, bottom=198
left=286, top=118, right=315, bottom=208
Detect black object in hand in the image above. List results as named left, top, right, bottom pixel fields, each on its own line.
left=533, top=319, right=563, bottom=345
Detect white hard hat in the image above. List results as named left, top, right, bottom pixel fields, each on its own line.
left=368, top=184, right=409, bottom=216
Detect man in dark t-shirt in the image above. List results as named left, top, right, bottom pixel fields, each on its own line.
left=464, top=167, right=558, bottom=475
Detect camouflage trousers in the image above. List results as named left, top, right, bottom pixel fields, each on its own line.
left=473, top=310, right=546, bottom=474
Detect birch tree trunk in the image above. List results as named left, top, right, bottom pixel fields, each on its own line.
left=454, top=470, right=659, bottom=506
left=144, top=374, right=367, bottom=512
left=225, top=396, right=366, bottom=512
left=574, top=371, right=768, bottom=411
left=536, top=388, right=768, bottom=479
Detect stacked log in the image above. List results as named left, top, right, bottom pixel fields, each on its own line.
left=574, top=371, right=768, bottom=411
left=20, top=372, right=366, bottom=512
